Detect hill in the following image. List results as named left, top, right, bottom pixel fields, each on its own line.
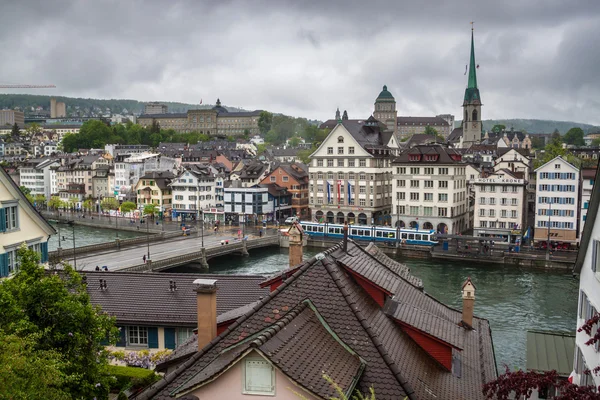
left=0, top=94, right=249, bottom=116
left=475, top=119, right=600, bottom=134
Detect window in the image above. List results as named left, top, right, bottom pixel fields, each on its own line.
left=439, top=193, right=448, bottom=202
left=128, top=326, right=148, bottom=346
left=424, top=180, right=433, bottom=188
left=489, top=198, right=496, bottom=205
left=337, top=172, right=344, bottom=180
left=327, top=159, right=333, bottom=167
left=511, top=210, right=517, bottom=218
left=270, top=176, right=276, bottom=182
left=397, top=180, right=405, bottom=187
left=439, top=181, right=448, bottom=189
left=348, top=172, right=355, bottom=180
left=337, top=159, right=344, bottom=167
left=327, top=147, right=333, bottom=154
left=424, top=167, right=434, bottom=175
left=359, top=186, right=366, bottom=194
left=554, top=163, right=561, bottom=169
left=328, top=172, right=334, bottom=180
left=410, top=192, right=419, bottom=200
left=410, top=167, right=420, bottom=175
left=438, top=207, right=447, bottom=217
left=424, top=206, right=433, bottom=216
left=410, top=206, right=419, bottom=215
left=359, top=199, right=366, bottom=206
left=348, top=159, right=355, bottom=167
left=397, top=192, right=405, bottom=200
left=501, top=210, right=507, bottom=218
left=338, top=147, right=344, bottom=154
left=176, top=328, right=194, bottom=346
left=337, top=136, right=344, bottom=143
left=317, top=159, right=323, bottom=167
left=317, top=172, right=323, bottom=179
left=0, top=204, right=19, bottom=231
left=410, top=180, right=419, bottom=188
left=359, top=159, right=366, bottom=167
left=489, top=210, right=495, bottom=218
left=359, top=173, right=366, bottom=180
left=439, top=168, right=448, bottom=175
left=424, top=193, right=433, bottom=201
left=398, top=167, right=406, bottom=174
left=349, top=146, right=355, bottom=154
left=244, top=358, right=275, bottom=395
left=479, top=209, right=485, bottom=216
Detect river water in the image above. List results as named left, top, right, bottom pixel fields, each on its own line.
left=47, top=221, right=144, bottom=251
left=174, top=246, right=579, bottom=370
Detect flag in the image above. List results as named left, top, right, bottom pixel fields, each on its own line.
left=464, top=65, right=467, bottom=75
left=327, top=181, right=331, bottom=203
left=568, top=370, right=576, bottom=384
left=337, top=180, right=341, bottom=203
left=347, top=181, right=352, bottom=203
left=199, top=99, right=203, bottom=104
left=523, top=227, right=530, bottom=239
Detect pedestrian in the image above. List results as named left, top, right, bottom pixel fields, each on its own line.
left=259, top=229, right=263, bottom=237
left=95, top=266, right=100, bottom=271
left=214, top=226, right=217, bottom=234
left=143, top=254, right=146, bottom=264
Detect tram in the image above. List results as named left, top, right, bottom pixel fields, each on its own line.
left=299, top=221, right=438, bottom=246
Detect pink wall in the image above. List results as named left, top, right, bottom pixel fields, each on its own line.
left=188, top=353, right=319, bottom=400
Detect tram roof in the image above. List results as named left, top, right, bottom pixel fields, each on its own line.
left=436, top=234, right=508, bottom=241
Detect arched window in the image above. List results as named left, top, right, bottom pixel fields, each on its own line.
left=337, top=136, right=344, bottom=143
left=472, top=109, right=478, bottom=121
left=464, top=110, right=468, bottom=122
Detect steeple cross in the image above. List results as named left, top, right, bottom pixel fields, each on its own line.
left=470, top=21, right=475, bottom=31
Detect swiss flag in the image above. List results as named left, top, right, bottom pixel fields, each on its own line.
left=568, top=370, right=576, bottom=384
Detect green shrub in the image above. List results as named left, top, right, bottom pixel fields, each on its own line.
left=107, top=364, right=160, bottom=392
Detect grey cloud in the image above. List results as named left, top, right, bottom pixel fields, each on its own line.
left=1, top=0, right=599, bottom=125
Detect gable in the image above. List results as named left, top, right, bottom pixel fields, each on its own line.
left=310, top=124, right=372, bottom=158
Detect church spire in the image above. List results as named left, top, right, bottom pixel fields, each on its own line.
left=463, top=27, right=481, bottom=104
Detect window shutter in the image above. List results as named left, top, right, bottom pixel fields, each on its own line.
left=40, top=242, right=49, bottom=263
left=0, top=209, right=5, bottom=233
left=0, top=253, right=8, bottom=277
left=164, top=328, right=176, bottom=349
left=116, top=326, right=127, bottom=347
left=148, top=327, right=159, bottom=349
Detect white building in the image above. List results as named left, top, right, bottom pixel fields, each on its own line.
left=114, top=153, right=179, bottom=199
left=1, top=167, right=56, bottom=277
left=473, top=169, right=527, bottom=244
left=249, top=135, right=264, bottom=145
left=391, top=144, right=468, bottom=234
left=170, top=165, right=217, bottom=220
left=309, top=117, right=396, bottom=226
left=534, top=156, right=580, bottom=246
left=572, top=167, right=600, bottom=388
left=581, top=168, right=596, bottom=237
left=43, top=141, right=58, bottom=156
left=19, top=159, right=59, bottom=199
left=224, top=185, right=273, bottom=218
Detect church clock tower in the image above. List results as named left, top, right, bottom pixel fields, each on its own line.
left=462, top=28, right=482, bottom=147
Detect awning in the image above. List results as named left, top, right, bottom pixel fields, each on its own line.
left=526, top=330, right=575, bottom=377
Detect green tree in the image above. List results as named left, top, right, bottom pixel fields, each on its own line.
left=10, top=122, right=20, bottom=138
left=289, top=136, right=301, bottom=147
left=82, top=199, right=94, bottom=214
left=143, top=204, right=157, bottom=217
left=297, top=148, right=312, bottom=164
left=563, top=127, right=585, bottom=146
left=101, top=197, right=120, bottom=212
left=258, top=111, right=273, bottom=135
left=120, top=201, right=137, bottom=214
left=530, top=135, right=546, bottom=149
left=491, top=124, right=506, bottom=133
left=19, top=185, right=31, bottom=196
left=256, top=143, right=267, bottom=155
left=264, top=129, right=279, bottom=144
left=25, top=122, right=42, bottom=138
left=48, top=196, right=63, bottom=210
left=34, top=194, right=46, bottom=208
left=149, top=119, right=161, bottom=135
left=592, top=138, right=600, bottom=147
left=0, top=332, right=70, bottom=399
left=424, top=125, right=438, bottom=135
left=0, top=246, right=119, bottom=399
left=67, top=198, right=77, bottom=211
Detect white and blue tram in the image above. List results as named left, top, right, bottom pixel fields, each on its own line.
left=299, top=222, right=438, bottom=246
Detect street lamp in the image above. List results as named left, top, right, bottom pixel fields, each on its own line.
left=546, top=200, right=552, bottom=261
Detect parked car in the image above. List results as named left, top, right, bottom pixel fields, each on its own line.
left=285, top=216, right=299, bottom=224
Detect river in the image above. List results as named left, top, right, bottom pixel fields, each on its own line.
left=47, top=221, right=144, bottom=251
left=172, top=246, right=579, bottom=370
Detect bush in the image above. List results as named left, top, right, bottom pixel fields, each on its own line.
left=107, top=364, right=160, bottom=393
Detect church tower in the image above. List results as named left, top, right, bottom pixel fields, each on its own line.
left=462, top=28, right=482, bottom=147
left=373, top=85, right=398, bottom=135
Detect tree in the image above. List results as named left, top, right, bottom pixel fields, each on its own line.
left=10, top=122, right=20, bottom=138
left=592, top=138, right=600, bottom=147
left=258, top=111, right=273, bottom=135
left=149, top=119, right=161, bottom=135
left=143, top=204, right=157, bottom=217
left=492, top=124, right=506, bottom=133
left=289, top=136, right=301, bottom=147
left=67, top=198, right=77, bottom=211
left=34, top=194, right=46, bottom=208
left=24, top=122, right=42, bottom=138
left=564, top=127, right=585, bottom=146
left=0, top=246, right=119, bottom=399
left=256, top=143, right=267, bottom=155
left=82, top=199, right=94, bottom=214
left=101, top=197, right=120, bottom=212
left=297, top=148, right=312, bottom=164
left=48, top=196, right=63, bottom=210
left=19, top=185, right=31, bottom=196
left=424, top=126, right=439, bottom=136
left=120, top=201, right=137, bottom=214
left=530, top=135, right=546, bottom=149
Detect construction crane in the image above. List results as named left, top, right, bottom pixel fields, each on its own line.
left=0, top=84, right=56, bottom=88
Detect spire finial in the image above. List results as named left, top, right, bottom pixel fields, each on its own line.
left=470, top=21, right=474, bottom=31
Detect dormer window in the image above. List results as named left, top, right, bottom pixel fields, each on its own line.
left=409, top=154, right=421, bottom=162
left=337, top=136, right=344, bottom=143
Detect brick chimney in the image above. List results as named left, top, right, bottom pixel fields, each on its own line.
left=193, top=279, right=218, bottom=351
left=461, top=277, right=476, bottom=329
left=288, top=222, right=303, bottom=267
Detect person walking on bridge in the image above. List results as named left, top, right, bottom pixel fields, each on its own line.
left=143, top=254, right=146, bottom=264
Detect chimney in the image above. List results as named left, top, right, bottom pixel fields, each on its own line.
left=461, top=277, right=476, bottom=329
left=288, top=222, right=303, bottom=267
left=343, top=222, right=348, bottom=252
left=194, top=279, right=218, bottom=351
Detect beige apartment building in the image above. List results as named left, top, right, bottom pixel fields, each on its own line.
left=138, top=99, right=261, bottom=136
left=0, top=109, right=24, bottom=128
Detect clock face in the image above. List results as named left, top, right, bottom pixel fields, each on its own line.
left=472, top=122, right=477, bottom=128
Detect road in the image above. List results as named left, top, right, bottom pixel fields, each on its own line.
left=70, top=230, right=269, bottom=272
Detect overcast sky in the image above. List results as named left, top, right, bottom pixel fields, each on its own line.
left=1, top=0, right=599, bottom=124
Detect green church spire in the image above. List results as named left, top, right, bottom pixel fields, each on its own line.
left=463, top=28, right=481, bottom=104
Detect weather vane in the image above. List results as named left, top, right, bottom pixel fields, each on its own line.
left=471, top=21, right=475, bottom=31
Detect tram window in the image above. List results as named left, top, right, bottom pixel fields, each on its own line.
left=351, top=229, right=357, bottom=235
left=408, top=234, right=415, bottom=240
left=401, top=233, right=408, bottom=239
left=318, top=227, right=323, bottom=233
left=364, top=231, right=371, bottom=237
left=376, top=231, right=382, bottom=237
left=305, top=226, right=312, bottom=232
left=388, top=232, right=395, bottom=239
left=415, top=234, right=421, bottom=240
left=423, top=235, right=429, bottom=241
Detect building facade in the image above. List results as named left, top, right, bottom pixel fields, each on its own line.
left=581, top=167, right=596, bottom=237
left=473, top=169, right=527, bottom=244
left=461, top=29, right=482, bottom=148
left=224, top=185, right=273, bottom=222
left=392, top=144, right=469, bottom=234
left=170, top=165, right=217, bottom=220
left=373, top=85, right=398, bottom=135
left=114, top=153, right=179, bottom=200
left=572, top=167, right=600, bottom=389
left=137, top=99, right=262, bottom=136
left=259, top=163, right=309, bottom=219
left=135, top=171, right=175, bottom=214
left=396, top=115, right=453, bottom=138
left=309, top=119, right=395, bottom=226
left=19, top=159, right=59, bottom=199
left=534, top=156, right=580, bottom=245
left=0, top=109, right=25, bottom=128
left=0, top=167, right=55, bottom=277
left=144, top=102, right=168, bottom=115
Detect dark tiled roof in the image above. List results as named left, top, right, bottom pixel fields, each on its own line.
left=139, top=171, right=176, bottom=190
left=397, top=116, right=450, bottom=126
left=171, top=302, right=365, bottom=399
left=448, top=127, right=463, bottom=142
left=83, top=272, right=268, bottom=326
left=393, top=144, right=463, bottom=164
left=137, top=241, right=496, bottom=400
left=404, top=134, right=444, bottom=148
left=363, top=243, right=423, bottom=288
left=139, top=113, right=188, bottom=119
